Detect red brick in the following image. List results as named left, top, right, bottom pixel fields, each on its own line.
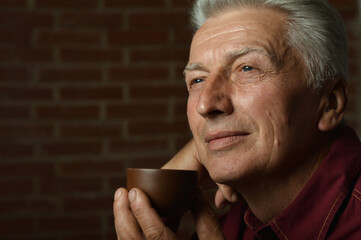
left=0, top=123, right=53, bottom=139
left=0, top=29, right=32, bottom=45
left=38, top=216, right=101, bottom=231
left=174, top=29, right=193, bottom=44
left=60, top=48, right=123, bottom=63
left=129, top=84, right=187, bottom=99
left=128, top=119, right=190, bottom=135
left=0, top=67, right=29, bottom=82
left=129, top=12, right=187, bottom=29
left=0, top=87, right=53, bottom=100
left=0, top=105, right=31, bottom=119
left=130, top=47, right=189, bottom=63
left=175, top=63, right=187, bottom=79
left=0, top=218, right=35, bottom=235
left=0, top=11, right=54, bottom=29
left=349, top=45, right=359, bottom=59
left=104, top=0, right=163, bottom=8
left=60, top=86, right=123, bottom=100
left=0, top=0, right=27, bottom=8
left=174, top=100, right=188, bottom=117
left=107, top=30, right=168, bottom=45
left=334, top=8, right=358, bottom=20
left=0, top=178, right=34, bottom=195
left=37, top=30, right=101, bottom=46
left=60, top=124, right=123, bottom=138
left=0, top=47, right=53, bottom=62
left=36, top=0, right=99, bottom=8
left=39, top=177, right=103, bottom=194
left=0, top=198, right=57, bottom=214
left=64, top=233, right=104, bottom=240
left=329, top=0, right=358, bottom=9
left=107, top=231, right=118, bottom=240
left=109, top=138, right=169, bottom=154
left=349, top=62, right=359, bottom=77
left=347, top=75, right=360, bottom=95
left=41, top=141, right=102, bottom=156
left=127, top=156, right=170, bottom=169
left=63, top=195, right=112, bottom=212
left=108, top=65, right=169, bottom=82
left=108, top=176, right=127, bottom=191
left=36, top=105, right=99, bottom=120
left=106, top=103, right=168, bottom=119
left=347, top=28, right=359, bottom=42
left=59, top=12, right=123, bottom=29
left=347, top=95, right=357, bottom=111
left=0, top=142, right=34, bottom=157
left=175, top=136, right=192, bottom=151
left=171, top=0, right=193, bottom=7
left=60, top=159, right=124, bottom=174
left=39, top=67, right=102, bottom=82
left=347, top=119, right=361, bottom=132
left=0, top=162, right=55, bottom=177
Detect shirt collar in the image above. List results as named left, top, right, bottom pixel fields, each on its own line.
left=244, top=126, right=361, bottom=239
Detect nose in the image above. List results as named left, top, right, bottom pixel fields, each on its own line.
left=196, top=74, right=234, bottom=119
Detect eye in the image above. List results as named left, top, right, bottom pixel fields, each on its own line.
left=242, top=66, right=254, bottom=72
left=191, top=78, right=204, bottom=85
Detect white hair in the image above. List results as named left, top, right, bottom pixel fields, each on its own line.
left=190, top=0, right=348, bottom=91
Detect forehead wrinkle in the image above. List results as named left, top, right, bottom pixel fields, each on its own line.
left=194, top=17, right=276, bottom=49
left=194, top=27, right=247, bottom=48
left=198, top=19, right=267, bottom=37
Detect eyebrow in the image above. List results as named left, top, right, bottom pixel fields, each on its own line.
left=183, top=62, right=208, bottom=75
left=183, top=47, right=273, bottom=75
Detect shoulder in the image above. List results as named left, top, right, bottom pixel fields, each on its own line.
left=326, top=162, right=361, bottom=239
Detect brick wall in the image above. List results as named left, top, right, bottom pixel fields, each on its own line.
left=0, top=0, right=359, bottom=239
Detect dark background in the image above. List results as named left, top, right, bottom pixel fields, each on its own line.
left=0, top=0, right=360, bottom=239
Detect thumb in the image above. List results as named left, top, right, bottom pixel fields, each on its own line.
left=129, top=188, right=177, bottom=240
left=191, top=190, right=225, bottom=240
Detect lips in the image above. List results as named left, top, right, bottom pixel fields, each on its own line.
left=205, top=131, right=249, bottom=151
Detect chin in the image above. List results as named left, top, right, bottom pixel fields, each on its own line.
left=207, top=165, right=241, bottom=185
left=207, top=157, right=260, bottom=186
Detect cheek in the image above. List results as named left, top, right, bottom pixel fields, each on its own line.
left=240, top=86, right=291, bottom=145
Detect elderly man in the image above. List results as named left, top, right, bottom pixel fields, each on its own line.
left=114, top=0, right=361, bottom=239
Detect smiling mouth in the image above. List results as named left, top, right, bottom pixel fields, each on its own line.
left=205, top=132, right=250, bottom=151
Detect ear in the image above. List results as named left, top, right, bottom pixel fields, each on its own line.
left=318, top=78, right=348, bottom=132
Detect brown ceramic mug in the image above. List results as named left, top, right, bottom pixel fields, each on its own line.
left=127, top=168, right=198, bottom=217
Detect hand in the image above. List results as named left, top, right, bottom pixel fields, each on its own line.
left=214, top=184, right=240, bottom=209
left=114, top=187, right=226, bottom=240
left=162, top=139, right=240, bottom=210
left=191, top=190, right=226, bottom=240
left=113, top=187, right=177, bottom=240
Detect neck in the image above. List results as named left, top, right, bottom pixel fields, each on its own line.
left=237, top=132, right=336, bottom=223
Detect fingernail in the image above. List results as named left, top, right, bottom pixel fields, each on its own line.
left=114, top=189, right=122, bottom=200
left=129, top=189, right=137, bottom=203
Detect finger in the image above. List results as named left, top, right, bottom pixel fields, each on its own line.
left=215, top=189, right=228, bottom=209
left=215, top=184, right=239, bottom=209
left=192, top=190, right=225, bottom=240
left=113, top=188, right=143, bottom=240
left=129, top=188, right=176, bottom=240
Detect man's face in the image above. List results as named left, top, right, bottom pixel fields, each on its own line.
left=185, top=8, right=323, bottom=186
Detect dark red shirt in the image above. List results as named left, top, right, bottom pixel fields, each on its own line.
left=220, top=126, right=361, bottom=239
